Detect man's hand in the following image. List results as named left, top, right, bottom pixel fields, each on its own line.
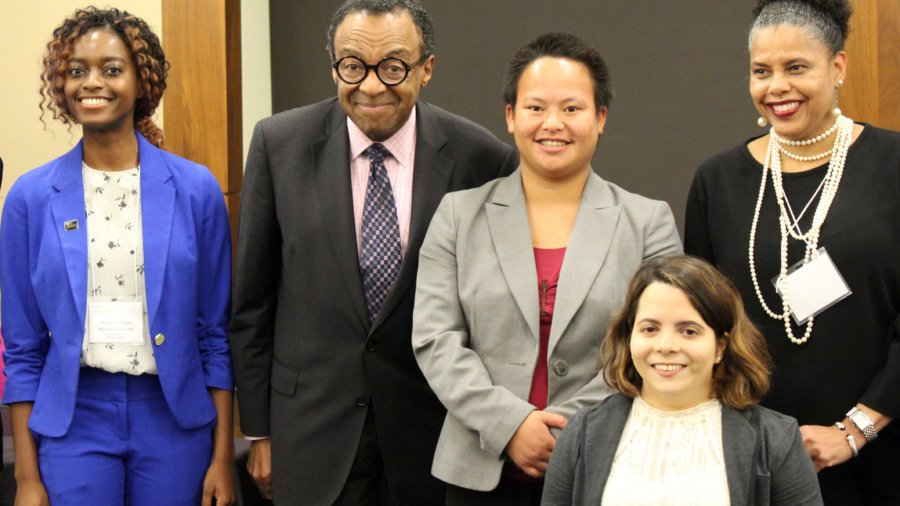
left=505, top=411, right=567, bottom=478
left=247, top=439, right=273, bottom=500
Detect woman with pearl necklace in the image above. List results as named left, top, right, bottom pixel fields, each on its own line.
left=685, top=0, right=900, bottom=503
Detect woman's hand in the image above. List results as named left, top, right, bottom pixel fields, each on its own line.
left=11, top=403, right=48, bottom=506
left=802, top=404, right=893, bottom=471
left=201, top=457, right=235, bottom=506
left=14, top=478, right=50, bottom=506
left=799, top=424, right=854, bottom=471
left=203, top=388, right=235, bottom=505
left=505, top=410, right=567, bottom=478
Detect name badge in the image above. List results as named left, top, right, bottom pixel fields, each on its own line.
left=88, top=301, right=144, bottom=344
left=773, top=248, right=851, bottom=325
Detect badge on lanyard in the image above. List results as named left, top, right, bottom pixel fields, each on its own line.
left=773, top=248, right=852, bottom=325
left=88, top=301, right=144, bottom=344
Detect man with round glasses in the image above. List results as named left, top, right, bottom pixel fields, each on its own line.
left=230, top=1, right=517, bottom=504
left=333, top=55, right=425, bottom=87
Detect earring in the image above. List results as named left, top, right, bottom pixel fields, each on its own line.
left=757, top=116, right=768, bottom=128
left=833, top=85, right=843, bottom=117
left=715, top=354, right=722, bottom=363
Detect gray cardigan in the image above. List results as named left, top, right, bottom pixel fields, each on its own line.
left=542, top=394, right=823, bottom=506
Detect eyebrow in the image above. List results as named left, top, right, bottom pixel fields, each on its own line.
left=68, top=56, right=128, bottom=64
left=751, top=56, right=811, bottom=67
left=675, top=320, right=706, bottom=328
left=636, top=318, right=706, bottom=327
left=520, top=96, right=586, bottom=104
left=336, top=48, right=414, bottom=61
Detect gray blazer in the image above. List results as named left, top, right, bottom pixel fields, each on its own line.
left=412, top=170, right=682, bottom=491
left=542, top=394, right=823, bottom=506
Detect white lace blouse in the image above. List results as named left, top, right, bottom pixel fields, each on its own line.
left=601, top=396, right=730, bottom=505
left=80, top=163, right=157, bottom=375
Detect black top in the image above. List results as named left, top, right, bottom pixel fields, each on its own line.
left=685, top=124, right=900, bottom=426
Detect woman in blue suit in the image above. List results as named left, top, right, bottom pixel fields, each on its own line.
left=0, top=8, right=234, bottom=505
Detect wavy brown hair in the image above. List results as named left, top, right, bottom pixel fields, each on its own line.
left=602, top=256, right=771, bottom=410
left=40, top=6, right=169, bottom=147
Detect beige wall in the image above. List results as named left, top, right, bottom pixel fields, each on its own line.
left=241, top=0, right=273, bottom=166
left=0, top=1, right=163, bottom=212
left=0, top=0, right=271, bottom=219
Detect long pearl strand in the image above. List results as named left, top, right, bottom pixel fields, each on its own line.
left=747, top=115, right=853, bottom=345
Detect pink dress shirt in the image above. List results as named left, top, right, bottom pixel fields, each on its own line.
left=348, top=107, right=417, bottom=257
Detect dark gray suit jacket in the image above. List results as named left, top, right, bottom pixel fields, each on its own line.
left=229, top=98, right=516, bottom=505
left=542, top=394, right=823, bottom=506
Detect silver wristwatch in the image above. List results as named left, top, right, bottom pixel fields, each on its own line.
left=846, top=407, right=878, bottom=442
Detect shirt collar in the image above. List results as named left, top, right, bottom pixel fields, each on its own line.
left=347, top=105, right=417, bottom=168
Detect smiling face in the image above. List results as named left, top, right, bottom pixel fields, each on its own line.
left=332, top=10, right=434, bottom=141
left=63, top=29, right=138, bottom=136
left=630, top=282, right=725, bottom=411
left=505, top=57, right=607, bottom=182
left=750, top=24, right=846, bottom=140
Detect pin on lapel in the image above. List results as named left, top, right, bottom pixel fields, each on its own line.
left=64, top=220, right=79, bottom=231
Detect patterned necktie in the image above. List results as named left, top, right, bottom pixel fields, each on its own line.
left=360, top=143, right=402, bottom=323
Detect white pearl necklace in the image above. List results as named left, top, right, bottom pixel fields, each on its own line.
left=775, top=120, right=839, bottom=146
left=747, top=115, right=853, bottom=345
left=772, top=121, right=839, bottom=161
left=777, top=145, right=834, bottom=162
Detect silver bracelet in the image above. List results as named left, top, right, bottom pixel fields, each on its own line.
left=846, top=434, right=859, bottom=458
left=834, top=421, right=846, bottom=431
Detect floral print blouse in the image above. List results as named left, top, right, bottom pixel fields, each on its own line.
left=81, top=163, right=157, bottom=375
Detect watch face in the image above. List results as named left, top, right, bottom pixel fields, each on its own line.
left=848, top=409, right=878, bottom=441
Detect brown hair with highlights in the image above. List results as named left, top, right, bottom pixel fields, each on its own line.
left=40, top=6, right=169, bottom=147
left=602, top=256, right=771, bottom=410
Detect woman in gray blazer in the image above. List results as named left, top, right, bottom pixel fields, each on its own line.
left=412, top=33, right=681, bottom=504
left=542, top=256, right=822, bottom=505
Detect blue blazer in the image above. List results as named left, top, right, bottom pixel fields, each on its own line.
left=0, top=132, right=233, bottom=437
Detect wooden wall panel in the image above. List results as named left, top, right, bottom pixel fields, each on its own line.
left=876, top=0, right=900, bottom=130
left=161, top=0, right=243, bottom=198
left=843, top=0, right=877, bottom=122
left=843, top=0, right=900, bottom=130
left=161, top=1, right=243, bottom=434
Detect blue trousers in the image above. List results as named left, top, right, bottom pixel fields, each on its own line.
left=36, top=367, right=213, bottom=505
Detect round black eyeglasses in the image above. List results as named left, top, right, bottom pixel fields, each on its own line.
left=332, top=56, right=424, bottom=86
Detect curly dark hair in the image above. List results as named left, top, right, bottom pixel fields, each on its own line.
left=40, top=6, right=169, bottom=147
left=750, top=0, right=852, bottom=53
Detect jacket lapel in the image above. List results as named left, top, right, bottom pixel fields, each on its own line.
left=137, top=134, right=175, bottom=327
left=310, top=104, right=369, bottom=329
left=584, top=395, right=632, bottom=504
left=49, top=142, right=89, bottom=337
left=549, top=173, right=621, bottom=354
left=373, top=102, right=453, bottom=331
left=722, top=405, right=758, bottom=506
left=485, top=170, right=540, bottom=341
